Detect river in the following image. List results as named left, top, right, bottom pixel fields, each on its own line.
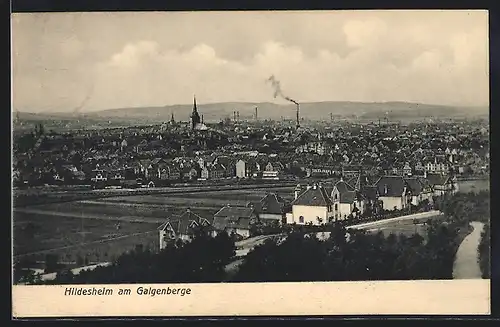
left=452, top=221, right=485, bottom=279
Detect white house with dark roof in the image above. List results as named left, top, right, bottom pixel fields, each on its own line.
left=287, top=183, right=333, bottom=225
left=404, top=177, right=433, bottom=206
left=331, top=177, right=367, bottom=220
left=375, top=176, right=412, bottom=211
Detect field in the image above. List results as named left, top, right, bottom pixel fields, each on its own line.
left=15, top=180, right=479, bottom=272
left=457, top=179, right=490, bottom=194
left=13, top=187, right=296, bottom=270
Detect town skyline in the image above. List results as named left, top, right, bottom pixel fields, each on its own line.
left=12, top=10, right=489, bottom=113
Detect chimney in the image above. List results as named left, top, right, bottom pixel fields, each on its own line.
left=201, top=115, right=204, bottom=124
left=296, top=103, right=300, bottom=129
left=255, top=107, right=258, bottom=121
left=237, top=111, right=240, bottom=122
left=233, top=111, right=236, bottom=122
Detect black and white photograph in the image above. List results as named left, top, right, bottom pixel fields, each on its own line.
left=11, top=9, right=490, bottom=316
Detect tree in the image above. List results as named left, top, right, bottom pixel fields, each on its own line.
left=44, top=254, right=60, bottom=273
left=478, top=224, right=490, bottom=279
left=55, top=269, right=75, bottom=284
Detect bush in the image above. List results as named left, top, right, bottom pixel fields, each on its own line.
left=44, top=254, right=60, bottom=273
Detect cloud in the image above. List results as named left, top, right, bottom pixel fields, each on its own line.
left=343, top=18, right=388, bottom=48
left=12, top=11, right=489, bottom=112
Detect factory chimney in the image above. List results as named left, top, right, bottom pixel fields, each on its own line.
left=237, top=111, right=240, bottom=122
left=233, top=111, right=237, bottom=122
left=296, top=103, right=300, bottom=129
left=255, top=107, right=258, bottom=121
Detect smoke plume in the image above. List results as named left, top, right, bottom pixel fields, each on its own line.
left=267, top=75, right=299, bottom=105
left=73, top=83, right=95, bottom=114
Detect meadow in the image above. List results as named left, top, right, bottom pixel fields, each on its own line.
left=13, top=187, right=295, bottom=269
left=457, top=179, right=490, bottom=194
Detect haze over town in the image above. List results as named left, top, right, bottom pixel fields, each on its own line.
left=12, top=10, right=488, bottom=114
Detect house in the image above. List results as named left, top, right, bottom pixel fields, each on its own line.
left=414, top=161, right=425, bottom=172
left=287, top=183, right=333, bottom=225
left=309, top=166, right=338, bottom=178
left=90, top=169, right=107, bottom=182
left=342, top=165, right=362, bottom=178
left=212, top=206, right=257, bottom=238
left=200, top=163, right=226, bottom=180
left=138, top=159, right=153, bottom=178
left=158, top=209, right=213, bottom=250
left=185, top=166, right=200, bottom=180
left=416, top=177, right=435, bottom=203
left=402, top=162, right=412, bottom=176
left=167, top=164, right=182, bottom=181
left=262, top=161, right=282, bottom=180
left=404, top=177, right=430, bottom=206
left=375, top=176, right=412, bottom=211
left=251, top=193, right=287, bottom=225
left=197, top=155, right=216, bottom=169
left=223, top=160, right=237, bottom=178
left=331, top=178, right=364, bottom=221
left=236, top=159, right=247, bottom=178
left=156, top=161, right=171, bottom=180
left=425, top=156, right=450, bottom=175
left=426, top=173, right=459, bottom=196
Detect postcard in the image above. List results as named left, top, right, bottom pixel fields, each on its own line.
left=11, top=10, right=490, bottom=318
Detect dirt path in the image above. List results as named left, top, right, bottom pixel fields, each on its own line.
left=453, top=221, right=484, bottom=279
left=346, top=210, right=443, bottom=230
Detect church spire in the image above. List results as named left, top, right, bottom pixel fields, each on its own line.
left=191, top=95, right=201, bottom=129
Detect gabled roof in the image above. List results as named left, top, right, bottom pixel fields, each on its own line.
left=417, top=177, right=433, bottom=190
left=212, top=216, right=252, bottom=231
left=375, top=176, right=409, bottom=197
left=158, top=209, right=212, bottom=236
left=361, top=186, right=378, bottom=201
left=404, top=177, right=423, bottom=195
left=291, top=185, right=332, bottom=207
left=339, top=191, right=356, bottom=204
left=214, top=206, right=255, bottom=218
left=334, top=180, right=355, bottom=194
left=253, top=193, right=285, bottom=215
left=426, top=173, right=451, bottom=186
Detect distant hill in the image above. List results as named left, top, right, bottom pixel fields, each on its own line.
left=18, top=101, right=489, bottom=123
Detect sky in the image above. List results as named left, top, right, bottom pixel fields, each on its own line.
left=12, top=10, right=489, bottom=113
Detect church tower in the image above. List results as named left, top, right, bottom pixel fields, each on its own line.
left=190, top=95, right=201, bottom=129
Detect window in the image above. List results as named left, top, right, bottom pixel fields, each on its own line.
left=334, top=203, right=338, bottom=211
left=334, top=193, right=338, bottom=200
left=299, top=216, right=304, bottom=223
